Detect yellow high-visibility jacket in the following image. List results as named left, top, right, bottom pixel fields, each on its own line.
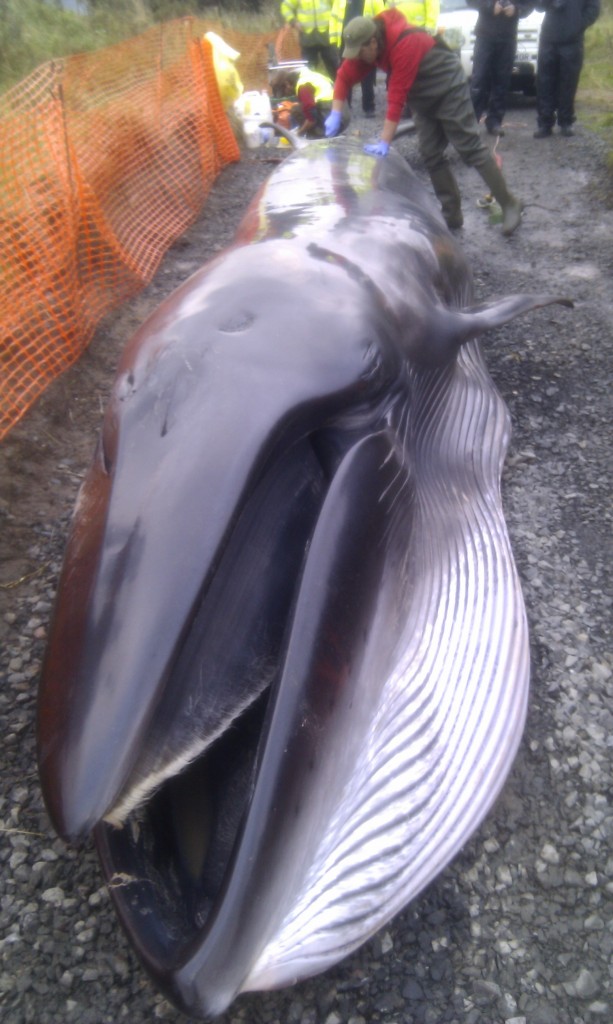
left=385, top=0, right=440, bottom=34
left=297, top=67, right=335, bottom=102
left=280, top=0, right=334, bottom=34
left=328, top=0, right=386, bottom=48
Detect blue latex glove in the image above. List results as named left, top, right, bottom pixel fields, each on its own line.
left=324, top=110, right=342, bottom=138
left=364, top=140, right=390, bottom=157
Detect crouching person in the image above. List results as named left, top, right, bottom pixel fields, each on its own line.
left=271, top=67, right=349, bottom=137
left=324, top=9, right=523, bottom=235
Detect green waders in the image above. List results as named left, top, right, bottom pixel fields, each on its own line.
left=409, top=45, right=523, bottom=236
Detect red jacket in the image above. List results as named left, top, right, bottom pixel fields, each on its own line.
left=297, top=83, right=318, bottom=123
left=333, top=8, right=435, bottom=123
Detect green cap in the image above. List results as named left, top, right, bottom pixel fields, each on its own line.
left=343, top=16, right=376, bottom=59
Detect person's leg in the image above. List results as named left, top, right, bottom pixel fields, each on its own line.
left=336, top=47, right=353, bottom=109
left=470, top=35, right=494, bottom=125
left=413, top=108, right=463, bottom=229
left=413, top=49, right=522, bottom=235
left=486, top=34, right=514, bottom=133
left=428, top=163, right=464, bottom=229
left=551, top=45, right=562, bottom=125
left=301, top=41, right=317, bottom=66
left=557, top=38, right=583, bottom=132
left=361, top=67, right=376, bottom=114
left=319, top=44, right=339, bottom=81
left=535, top=38, right=557, bottom=135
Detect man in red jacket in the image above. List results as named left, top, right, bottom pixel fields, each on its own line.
left=324, top=9, right=523, bottom=235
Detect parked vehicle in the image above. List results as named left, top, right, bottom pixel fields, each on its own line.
left=436, top=0, right=543, bottom=95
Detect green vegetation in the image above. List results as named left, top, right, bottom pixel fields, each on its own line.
left=0, top=0, right=106, bottom=90
left=578, top=0, right=613, bottom=170
left=0, top=0, right=144, bottom=92
left=0, top=0, right=280, bottom=94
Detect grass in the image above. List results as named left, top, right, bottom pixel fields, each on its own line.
left=0, top=1, right=132, bottom=91
left=577, top=0, right=613, bottom=175
left=0, top=1, right=281, bottom=94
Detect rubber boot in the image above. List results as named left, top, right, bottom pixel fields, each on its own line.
left=429, top=164, right=463, bottom=230
left=477, top=156, right=523, bottom=236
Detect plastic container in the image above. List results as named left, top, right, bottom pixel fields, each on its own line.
left=243, top=120, right=263, bottom=149
left=235, top=90, right=272, bottom=124
left=242, top=122, right=276, bottom=149
left=235, top=91, right=273, bottom=148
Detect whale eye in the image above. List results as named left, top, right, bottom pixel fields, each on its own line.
left=219, top=311, right=255, bottom=333
left=116, top=371, right=136, bottom=401
left=99, top=408, right=118, bottom=475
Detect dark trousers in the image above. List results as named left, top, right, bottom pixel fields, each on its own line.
left=536, top=36, right=584, bottom=129
left=361, top=67, right=376, bottom=113
left=411, top=47, right=490, bottom=174
left=470, top=33, right=516, bottom=129
left=301, top=39, right=339, bottom=81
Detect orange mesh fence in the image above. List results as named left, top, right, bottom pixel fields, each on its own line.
left=0, top=18, right=299, bottom=441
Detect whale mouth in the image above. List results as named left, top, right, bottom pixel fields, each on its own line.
left=98, top=434, right=329, bottom=830
left=91, top=420, right=416, bottom=1017
left=95, top=683, right=271, bottom=968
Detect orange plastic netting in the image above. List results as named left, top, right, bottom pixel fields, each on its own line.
left=0, top=18, right=300, bottom=441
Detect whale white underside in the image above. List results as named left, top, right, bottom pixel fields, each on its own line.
left=241, top=337, right=529, bottom=993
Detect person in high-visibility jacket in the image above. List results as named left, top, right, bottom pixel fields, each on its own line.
left=329, top=0, right=385, bottom=114
left=280, top=0, right=339, bottom=79
left=385, top=0, right=440, bottom=34
left=271, top=66, right=349, bottom=136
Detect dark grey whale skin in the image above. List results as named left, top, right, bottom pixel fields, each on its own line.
left=37, top=139, right=571, bottom=1019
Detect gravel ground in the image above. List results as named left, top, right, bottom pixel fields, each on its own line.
left=1, top=78, right=612, bottom=1024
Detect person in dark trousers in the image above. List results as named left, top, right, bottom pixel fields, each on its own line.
left=533, top=0, right=600, bottom=137
left=324, top=11, right=524, bottom=235
left=469, top=0, right=535, bottom=137
left=280, top=0, right=340, bottom=80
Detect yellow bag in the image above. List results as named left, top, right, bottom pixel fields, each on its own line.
left=204, top=31, right=243, bottom=107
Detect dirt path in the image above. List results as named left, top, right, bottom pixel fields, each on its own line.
left=1, top=85, right=612, bottom=1024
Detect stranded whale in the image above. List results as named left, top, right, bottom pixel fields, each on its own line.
left=37, top=139, right=571, bottom=1019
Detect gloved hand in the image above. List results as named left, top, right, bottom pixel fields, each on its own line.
left=364, top=140, right=390, bottom=157
left=324, top=110, right=342, bottom=138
